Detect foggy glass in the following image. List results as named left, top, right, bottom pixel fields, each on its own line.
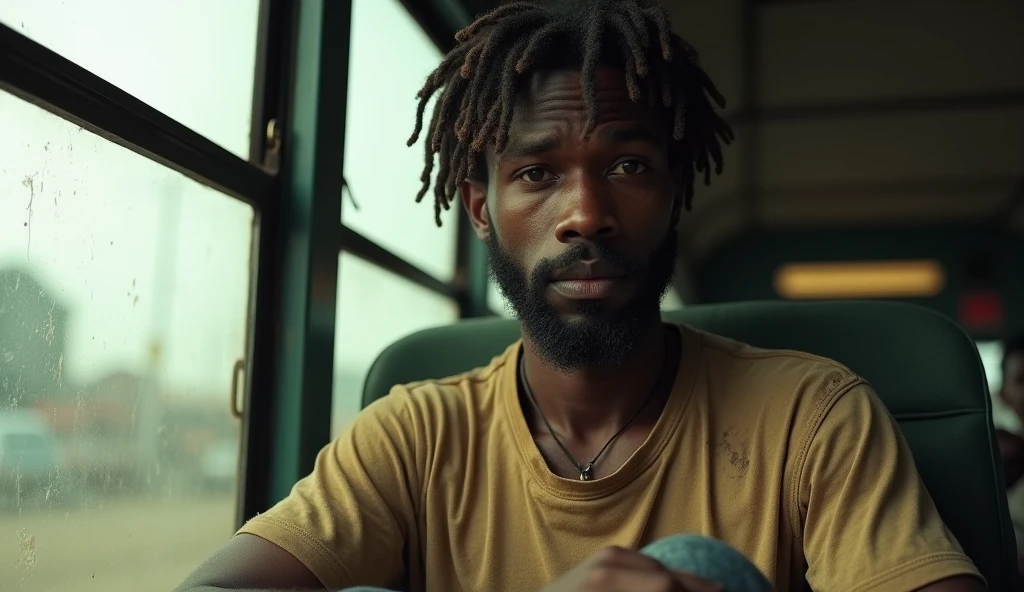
left=0, top=90, right=253, bottom=592
left=331, top=253, right=458, bottom=435
left=0, top=0, right=259, bottom=158
left=341, top=0, right=456, bottom=281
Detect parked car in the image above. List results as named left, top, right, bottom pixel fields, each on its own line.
left=0, top=410, right=63, bottom=508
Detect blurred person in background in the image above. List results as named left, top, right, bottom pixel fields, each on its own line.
left=995, top=333, right=1024, bottom=575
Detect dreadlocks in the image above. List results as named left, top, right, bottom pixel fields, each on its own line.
left=408, top=0, right=735, bottom=227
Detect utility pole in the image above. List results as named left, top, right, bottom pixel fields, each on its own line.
left=136, top=177, right=181, bottom=491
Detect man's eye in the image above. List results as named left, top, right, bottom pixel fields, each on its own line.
left=518, top=168, right=554, bottom=183
left=610, top=160, right=648, bottom=176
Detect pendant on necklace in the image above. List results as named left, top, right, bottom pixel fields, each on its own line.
left=579, top=464, right=594, bottom=481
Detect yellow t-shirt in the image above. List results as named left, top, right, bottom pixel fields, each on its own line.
left=238, top=324, right=981, bottom=592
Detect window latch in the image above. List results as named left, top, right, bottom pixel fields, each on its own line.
left=263, top=118, right=282, bottom=173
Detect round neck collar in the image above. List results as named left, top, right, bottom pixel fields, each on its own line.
left=500, top=324, right=702, bottom=501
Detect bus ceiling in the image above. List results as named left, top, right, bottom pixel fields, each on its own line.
left=404, top=0, right=1024, bottom=328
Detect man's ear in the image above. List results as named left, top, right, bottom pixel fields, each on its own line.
left=460, top=179, right=490, bottom=241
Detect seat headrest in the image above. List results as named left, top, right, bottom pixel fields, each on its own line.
left=363, top=300, right=990, bottom=417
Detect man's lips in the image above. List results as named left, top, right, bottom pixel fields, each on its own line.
left=549, top=277, right=624, bottom=299
left=549, top=259, right=627, bottom=282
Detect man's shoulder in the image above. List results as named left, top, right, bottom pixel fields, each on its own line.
left=679, top=324, right=866, bottom=409
left=685, top=324, right=859, bottom=378
left=365, top=341, right=519, bottom=424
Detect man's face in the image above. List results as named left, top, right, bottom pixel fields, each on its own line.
left=1003, top=351, right=1024, bottom=421
left=464, top=67, right=680, bottom=371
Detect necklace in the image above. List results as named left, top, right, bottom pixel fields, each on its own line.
left=517, top=346, right=670, bottom=481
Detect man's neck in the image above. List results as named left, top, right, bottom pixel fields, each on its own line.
left=520, top=318, right=676, bottom=439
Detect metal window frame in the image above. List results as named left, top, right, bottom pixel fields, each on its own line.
left=246, top=0, right=486, bottom=514
left=319, top=0, right=483, bottom=313
left=0, top=24, right=274, bottom=208
left=390, top=0, right=492, bottom=317
left=241, top=0, right=356, bottom=513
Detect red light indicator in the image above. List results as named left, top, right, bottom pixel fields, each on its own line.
left=959, top=291, right=1004, bottom=330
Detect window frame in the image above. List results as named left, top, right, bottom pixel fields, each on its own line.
left=0, top=21, right=274, bottom=210
left=0, top=0, right=488, bottom=525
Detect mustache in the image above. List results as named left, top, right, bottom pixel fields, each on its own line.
left=530, top=243, right=645, bottom=286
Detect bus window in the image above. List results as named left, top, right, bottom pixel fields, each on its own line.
left=0, top=92, right=252, bottom=591
left=662, top=289, right=685, bottom=311
left=341, top=0, right=455, bottom=281
left=979, top=341, right=1020, bottom=432
left=488, top=280, right=513, bottom=318
left=329, top=0, right=461, bottom=436
left=332, top=253, right=458, bottom=434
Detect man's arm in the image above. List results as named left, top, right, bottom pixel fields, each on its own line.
left=799, top=377, right=986, bottom=590
left=175, top=534, right=325, bottom=592
left=176, top=389, right=423, bottom=591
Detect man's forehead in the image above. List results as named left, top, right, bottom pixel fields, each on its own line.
left=520, top=67, right=634, bottom=108
left=510, top=66, right=662, bottom=130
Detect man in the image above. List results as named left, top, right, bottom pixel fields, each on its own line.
left=998, top=335, right=1024, bottom=432
left=997, top=334, right=1024, bottom=488
left=178, top=1, right=985, bottom=590
left=995, top=334, right=1024, bottom=573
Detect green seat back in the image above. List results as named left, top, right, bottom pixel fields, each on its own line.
left=362, top=300, right=1017, bottom=589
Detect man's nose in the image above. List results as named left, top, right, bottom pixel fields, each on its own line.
left=553, top=177, right=619, bottom=244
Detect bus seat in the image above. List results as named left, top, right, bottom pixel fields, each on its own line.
left=362, top=300, right=1018, bottom=589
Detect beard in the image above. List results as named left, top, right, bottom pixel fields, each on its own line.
left=487, top=224, right=678, bottom=372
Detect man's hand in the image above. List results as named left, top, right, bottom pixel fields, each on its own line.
left=539, top=546, right=723, bottom=592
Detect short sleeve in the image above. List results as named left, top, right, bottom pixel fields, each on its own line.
left=237, top=389, right=421, bottom=589
left=798, top=379, right=983, bottom=591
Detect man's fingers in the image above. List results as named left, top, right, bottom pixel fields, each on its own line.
left=590, top=546, right=669, bottom=572
left=586, top=564, right=704, bottom=591
left=583, top=547, right=727, bottom=591
left=673, top=570, right=725, bottom=592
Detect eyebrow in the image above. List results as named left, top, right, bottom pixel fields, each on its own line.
left=499, top=125, right=662, bottom=160
left=599, top=126, right=661, bottom=146
left=500, top=136, right=561, bottom=160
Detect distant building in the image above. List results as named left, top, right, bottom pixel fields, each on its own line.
left=0, top=267, right=70, bottom=406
